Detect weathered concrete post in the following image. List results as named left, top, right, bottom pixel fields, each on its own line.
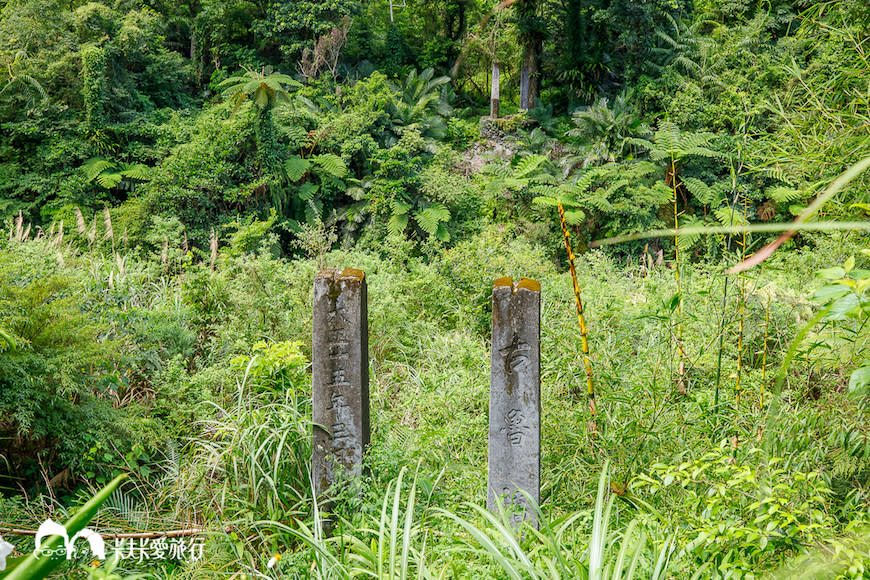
left=312, top=268, right=369, bottom=498
left=488, top=277, right=541, bottom=528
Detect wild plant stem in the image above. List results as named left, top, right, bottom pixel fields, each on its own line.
left=713, top=275, right=729, bottom=411
left=761, top=295, right=770, bottom=410
left=735, top=194, right=749, bottom=448
left=557, top=202, right=596, bottom=423
left=671, top=154, right=686, bottom=394
left=714, top=168, right=741, bottom=416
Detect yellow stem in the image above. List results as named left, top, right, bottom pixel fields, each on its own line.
left=557, top=203, right=596, bottom=418
left=671, top=156, right=686, bottom=393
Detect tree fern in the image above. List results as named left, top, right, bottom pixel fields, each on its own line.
left=631, top=121, right=724, bottom=163
left=714, top=206, right=747, bottom=227
left=285, top=156, right=311, bottom=181
left=83, top=157, right=115, bottom=181
left=514, top=154, right=549, bottom=178
left=388, top=200, right=412, bottom=236
left=767, top=186, right=803, bottom=203
left=415, top=203, right=450, bottom=237
left=683, top=177, right=725, bottom=206
left=313, top=153, right=347, bottom=178
left=83, top=158, right=150, bottom=189
left=119, top=163, right=151, bottom=181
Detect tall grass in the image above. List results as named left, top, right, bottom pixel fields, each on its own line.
left=171, top=358, right=313, bottom=562
left=267, top=462, right=679, bottom=579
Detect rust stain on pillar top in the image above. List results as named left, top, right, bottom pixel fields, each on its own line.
left=493, top=277, right=540, bottom=293
left=517, top=278, right=540, bottom=292
left=493, top=276, right=513, bottom=289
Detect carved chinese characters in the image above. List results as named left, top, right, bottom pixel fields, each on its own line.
left=312, top=268, right=370, bottom=497
left=488, top=277, right=541, bottom=528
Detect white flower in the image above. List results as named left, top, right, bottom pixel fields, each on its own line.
left=266, top=553, right=282, bottom=569
left=0, top=535, right=14, bottom=571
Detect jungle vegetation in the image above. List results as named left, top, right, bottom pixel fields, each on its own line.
left=1, top=0, right=869, bottom=577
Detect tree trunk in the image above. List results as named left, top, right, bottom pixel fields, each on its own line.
left=490, top=62, right=500, bottom=118
left=520, top=64, right=530, bottom=110
left=517, top=0, right=542, bottom=110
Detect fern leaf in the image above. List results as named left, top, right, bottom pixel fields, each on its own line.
left=391, top=199, right=412, bottom=215
left=313, top=153, right=347, bottom=178
left=298, top=182, right=319, bottom=201
left=683, top=177, right=724, bottom=205
left=83, top=157, right=116, bottom=181
left=677, top=214, right=703, bottom=250
left=532, top=196, right=559, bottom=208
left=564, top=209, right=586, bottom=225
left=767, top=186, right=802, bottom=203
left=415, top=203, right=450, bottom=235
left=119, top=164, right=151, bottom=181
left=514, top=154, right=549, bottom=178
left=285, top=156, right=311, bottom=181
left=388, top=212, right=409, bottom=236
left=682, top=145, right=724, bottom=159
left=714, top=206, right=747, bottom=226
left=96, top=171, right=123, bottom=189
left=304, top=199, right=323, bottom=223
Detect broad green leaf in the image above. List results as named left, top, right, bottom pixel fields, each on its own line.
left=816, top=267, right=846, bottom=280
left=812, top=284, right=850, bottom=303
left=844, top=256, right=855, bottom=273
left=848, top=366, right=870, bottom=393
left=826, top=294, right=859, bottom=320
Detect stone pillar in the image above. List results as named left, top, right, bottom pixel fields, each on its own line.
left=488, top=277, right=541, bottom=528
left=312, top=268, right=369, bottom=498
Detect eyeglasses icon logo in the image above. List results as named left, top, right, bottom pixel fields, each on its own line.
left=34, top=520, right=106, bottom=560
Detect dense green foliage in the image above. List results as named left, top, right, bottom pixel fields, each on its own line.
left=1, top=0, right=869, bottom=577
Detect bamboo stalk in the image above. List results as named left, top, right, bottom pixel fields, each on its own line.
left=671, top=154, right=686, bottom=394
left=557, top=203, right=596, bottom=421
left=734, top=193, right=748, bottom=453
left=761, top=294, right=770, bottom=409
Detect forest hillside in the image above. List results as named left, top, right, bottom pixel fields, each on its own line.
left=1, top=0, right=869, bottom=577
